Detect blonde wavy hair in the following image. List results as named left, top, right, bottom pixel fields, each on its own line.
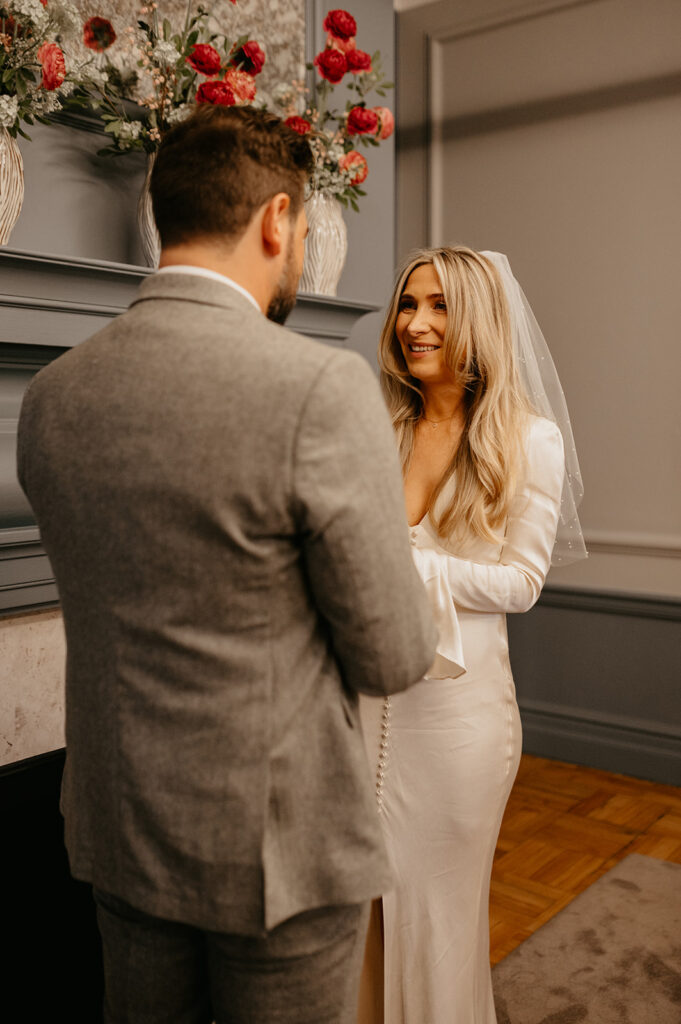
left=378, top=245, right=534, bottom=544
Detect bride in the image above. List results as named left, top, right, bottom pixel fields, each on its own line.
left=358, top=245, right=586, bottom=1023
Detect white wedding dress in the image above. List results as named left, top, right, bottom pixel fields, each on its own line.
left=359, top=415, right=565, bottom=1024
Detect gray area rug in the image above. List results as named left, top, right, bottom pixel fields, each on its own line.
left=492, top=854, right=681, bottom=1024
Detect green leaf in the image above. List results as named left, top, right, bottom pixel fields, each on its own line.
left=163, top=18, right=172, bottom=40
left=350, top=198, right=360, bottom=212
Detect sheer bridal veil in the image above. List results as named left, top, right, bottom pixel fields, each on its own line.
left=482, top=251, right=588, bottom=566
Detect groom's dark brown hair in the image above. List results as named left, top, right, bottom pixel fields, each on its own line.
left=150, top=104, right=313, bottom=248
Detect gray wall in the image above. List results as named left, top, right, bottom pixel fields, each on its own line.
left=396, top=0, right=681, bottom=783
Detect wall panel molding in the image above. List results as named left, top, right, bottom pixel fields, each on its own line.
left=540, top=584, right=681, bottom=621
left=510, top=587, right=681, bottom=785
left=519, top=698, right=681, bottom=785
left=583, top=531, right=681, bottom=560
left=431, top=0, right=599, bottom=44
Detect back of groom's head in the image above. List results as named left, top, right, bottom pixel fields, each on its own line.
left=151, top=105, right=313, bottom=249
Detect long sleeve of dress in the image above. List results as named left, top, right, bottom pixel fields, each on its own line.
left=413, top=417, right=564, bottom=615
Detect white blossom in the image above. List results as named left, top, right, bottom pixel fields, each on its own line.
left=0, top=94, right=19, bottom=129
left=270, top=81, right=296, bottom=109
left=8, top=0, right=47, bottom=26
left=33, top=91, right=63, bottom=114
left=115, top=120, right=143, bottom=142
left=166, top=104, right=191, bottom=126
left=153, top=41, right=181, bottom=66
left=85, top=66, right=109, bottom=90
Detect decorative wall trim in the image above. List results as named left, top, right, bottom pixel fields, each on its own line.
left=433, top=0, right=601, bottom=43
left=510, top=585, right=681, bottom=785
left=0, top=527, right=58, bottom=614
left=519, top=699, right=681, bottom=787
left=539, top=584, right=681, bottom=621
left=583, top=530, right=681, bottom=560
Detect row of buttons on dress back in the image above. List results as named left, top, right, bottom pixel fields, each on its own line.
left=376, top=697, right=391, bottom=813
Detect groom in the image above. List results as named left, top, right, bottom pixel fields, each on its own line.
left=17, top=106, right=437, bottom=1023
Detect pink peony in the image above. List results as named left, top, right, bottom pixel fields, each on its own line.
left=223, top=67, right=256, bottom=102
left=196, top=80, right=236, bottom=106
left=82, top=16, right=116, bottom=52
left=339, top=149, right=368, bottom=185
left=186, top=43, right=221, bottom=76
left=323, top=9, right=357, bottom=41
left=313, top=47, right=347, bottom=84
left=372, top=106, right=394, bottom=140
left=230, top=40, right=266, bottom=76
left=285, top=116, right=312, bottom=136
left=325, top=32, right=356, bottom=54
left=346, top=48, right=371, bottom=73
left=346, top=105, right=378, bottom=136
left=37, top=41, right=66, bottom=90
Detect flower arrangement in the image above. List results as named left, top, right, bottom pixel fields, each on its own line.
left=270, top=7, right=394, bottom=210
left=0, top=0, right=83, bottom=137
left=74, top=1, right=268, bottom=155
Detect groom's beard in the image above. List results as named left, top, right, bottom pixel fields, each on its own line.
left=266, top=235, right=300, bottom=325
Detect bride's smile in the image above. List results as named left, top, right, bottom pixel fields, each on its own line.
left=396, top=263, right=449, bottom=377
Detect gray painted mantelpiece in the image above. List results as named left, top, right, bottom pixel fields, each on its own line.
left=0, top=247, right=379, bottom=616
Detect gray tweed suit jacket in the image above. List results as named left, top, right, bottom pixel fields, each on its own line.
left=17, top=272, right=437, bottom=935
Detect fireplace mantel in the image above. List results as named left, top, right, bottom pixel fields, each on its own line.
left=0, top=247, right=380, bottom=615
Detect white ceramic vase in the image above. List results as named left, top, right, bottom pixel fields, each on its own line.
left=137, top=153, right=161, bottom=268
left=0, top=127, right=24, bottom=246
left=299, top=191, right=347, bottom=296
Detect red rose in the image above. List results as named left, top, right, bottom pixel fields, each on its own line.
left=372, top=105, right=394, bottom=140
left=313, top=48, right=347, bottom=84
left=323, top=9, right=357, bottom=41
left=230, top=40, right=265, bottom=76
left=346, top=48, right=371, bottom=74
left=83, top=16, right=116, bottom=52
left=346, top=106, right=378, bottom=135
left=285, top=116, right=312, bottom=136
left=223, top=67, right=256, bottom=102
left=339, top=149, right=368, bottom=185
left=196, top=80, right=236, bottom=106
left=186, top=43, right=221, bottom=76
left=37, top=42, right=66, bottom=91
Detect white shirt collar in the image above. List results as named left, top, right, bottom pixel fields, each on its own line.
left=156, top=265, right=261, bottom=313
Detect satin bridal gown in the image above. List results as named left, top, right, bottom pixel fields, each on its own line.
left=358, top=416, right=565, bottom=1024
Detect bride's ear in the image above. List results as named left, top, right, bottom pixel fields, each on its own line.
left=260, top=192, right=291, bottom=256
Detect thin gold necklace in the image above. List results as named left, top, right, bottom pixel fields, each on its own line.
left=422, top=413, right=456, bottom=425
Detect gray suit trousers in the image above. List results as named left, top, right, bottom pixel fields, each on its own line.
left=94, top=889, right=370, bottom=1024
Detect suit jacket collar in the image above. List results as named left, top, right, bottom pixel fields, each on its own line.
left=130, top=271, right=265, bottom=318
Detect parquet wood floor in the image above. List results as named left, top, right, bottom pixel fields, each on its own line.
left=489, top=754, right=681, bottom=965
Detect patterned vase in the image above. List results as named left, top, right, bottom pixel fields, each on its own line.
left=137, top=152, right=161, bottom=268
left=0, top=127, right=24, bottom=246
left=299, top=191, right=347, bottom=296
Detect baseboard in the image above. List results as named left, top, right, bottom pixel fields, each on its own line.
left=519, top=699, right=681, bottom=786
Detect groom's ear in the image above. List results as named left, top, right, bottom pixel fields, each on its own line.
left=261, top=192, right=292, bottom=257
